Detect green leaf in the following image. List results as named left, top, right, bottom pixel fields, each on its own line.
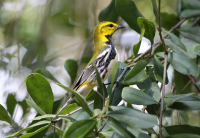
left=122, top=87, right=157, bottom=105
left=180, top=26, right=200, bottom=44
left=58, top=103, right=77, bottom=114
left=165, top=31, right=187, bottom=51
left=94, top=88, right=104, bottom=110
left=31, top=114, right=56, bottom=121
left=56, top=83, right=93, bottom=117
left=19, top=124, right=50, bottom=138
left=57, top=115, right=76, bottom=122
left=138, top=133, right=151, bottom=138
left=26, top=99, right=46, bottom=116
left=166, top=94, right=200, bottom=110
left=62, top=119, right=97, bottom=138
left=182, top=0, right=200, bottom=9
left=6, top=121, right=50, bottom=138
left=35, top=68, right=60, bottom=83
left=6, top=94, right=17, bottom=117
left=0, top=104, right=12, bottom=125
left=174, top=70, right=191, bottom=94
left=153, top=55, right=168, bottom=83
left=151, top=0, right=158, bottom=21
left=26, top=73, right=54, bottom=114
left=137, top=77, right=161, bottom=102
left=18, top=100, right=28, bottom=116
left=146, top=66, right=156, bottom=81
left=165, top=40, right=196, bottom=59
left=159, top=12, right=179, bottom=30
left=166, top=134, right=200, bottom=138
left=107, top=106, right=158, bottom=129
left=133, top=24, right=145, bottom=56
left=108, top=62, right=129, bottom=106
left=165, top=125, right=200, bottom=135
left=194, top=44, right=200, bottom=56
left=106, top=119, right=135, bottom=138
left=124, top=59, right=149, bottom=85
left=177, top=0, right=182, bottom=15
left=166, top=52, right=199, bottom=77
left=137, top=17, right=155, bottom=45
left=64, top=59, right=78, bottom=84
left=85, top=90, right=96, bottom=101
left=115, top=0, right=143, bottom=34
left=181, top=10, right=200, bottom=18
left=98, top=0, right=119, bottom=23
left=166, top=93, right=194, bottom=107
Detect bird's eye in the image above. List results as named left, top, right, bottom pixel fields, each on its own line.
left=108, top=24, right=114, bottom=27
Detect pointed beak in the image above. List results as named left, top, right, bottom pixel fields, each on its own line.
left=116, top=26, right=125, bottom=30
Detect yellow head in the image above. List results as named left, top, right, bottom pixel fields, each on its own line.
left=93, top=21, right=125, bottom=44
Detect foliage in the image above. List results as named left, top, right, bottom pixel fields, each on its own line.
left=1, top=0, right=200, bottom=138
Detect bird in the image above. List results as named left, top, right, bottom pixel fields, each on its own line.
left=56, top=21, right=125, bottom=117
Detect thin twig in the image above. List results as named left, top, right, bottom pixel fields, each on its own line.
left=158, top=0, right=168, bottom=136
left=187, top=75, right=200, bottom=93
left=179, top=80, right=192, bottom=94
left=94, top=90, right=104, bottom=99
left=52, top=101, right=94, bottom=123
left=159, top=54, right=168, bottom=137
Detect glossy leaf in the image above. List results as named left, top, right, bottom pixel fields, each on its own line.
left=165, top=40, right=196, bottom=59
left=107, top=106, right=158, bottom=129
left=124, top=59, right=149, bottom=85
left=165, top=125, right=200, bottom=135
left=58, top=103, right=77, bottom=114
left=137, top=77, right=161, bottom=102
left=6, top=94, right=17, bottom=117
left=6, top=121, right=50, bottom=138
left=35, top=68, right=60, bottom=83
left=56, top=83, right=93, bottom=117
left=26, top=99, right=46, bottom=116
left=146, top=66, right=156, bottom=81
left=156, top=52, right=200, bottom=77
left=98, top=0, right=119, bottom=23
left=115, top=0, right=143, bottom=33
left=20, top=124, right=50, bottom=138
left=133, top=24, right=145, bottom=56
left=26, top=73, right=54, bottom=114
left=165, top=31, right=187, bottom=51
left=106, top=119, right=135, bottom=138
left=122, top=87, right=157, bottom=105
left=0, top=104, right=12, bottom=125
left=166, top=93, right=194, bottom=107
left=153, top=55, right=168, bottom=83
left=137, top=17, right=155, bottom=45
left=62, top=119, right=97, bottom=138
left=64, top=59, right=78, bottom=84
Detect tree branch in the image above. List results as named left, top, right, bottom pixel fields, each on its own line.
left=187, top=75, right=200, bottom=93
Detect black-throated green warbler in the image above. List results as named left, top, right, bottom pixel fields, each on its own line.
left=56, top=21, right=125, bottom=116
